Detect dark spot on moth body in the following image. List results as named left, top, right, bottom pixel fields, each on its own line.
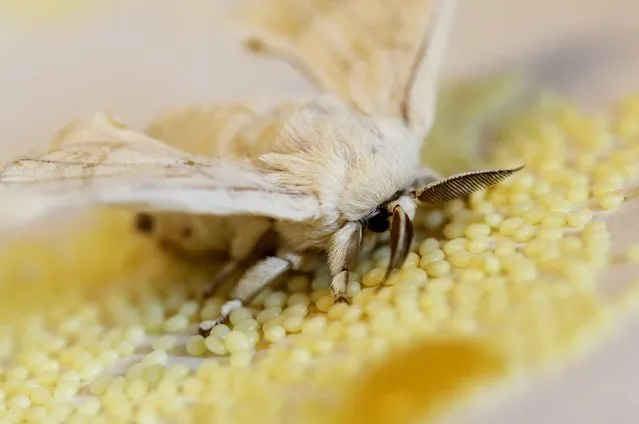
left=134, top=212, right=155, bottom=234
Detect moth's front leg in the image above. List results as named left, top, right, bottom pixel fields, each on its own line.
left=201, top=218, right=274, bottom=299
left=201, top=261, right=240, bottom=299
left=327, top=222, right=363, bottom=303
left=198, top=251, right=318, bottom=337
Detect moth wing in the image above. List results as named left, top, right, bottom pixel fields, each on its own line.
left=0, top=113, right=320, bottom=231
left=145, top=100, right=305, bottom=158
left=235, top=0, right=457, bottom=140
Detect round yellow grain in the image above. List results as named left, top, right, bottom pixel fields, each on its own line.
left=484, top=212, right=503, bottom=228
left=224, top=331, right=251, bottom=353
left=142, top=350, right=168, bottom=367
left=283, top=304, right=308, bottom=318
left=418, top=237, right=440, bottom=255
left=419, top=249, right=445, bottom=266
left=449, top=251, right=473, bottom=268
left=262, top=316, right=286, bottom=332
left=423, top=210, right=446, bottom=229
left=482, top=254, right=501, bottom=275
left=165, top=364, right=190, bottom=382
left=310, top=288, right=331, bottom=303
left=512, top=224, right=536, bottom=242
left=209, top=324, right=231, bottom=339
left=264, top=292, right=288, bottom=309
left=287, top=293, right=311, bottom=307
left=425, top=260, right=451, bottom=277
left=264, top=325, right=286, bottom=343
left=163, top=315, right=189, bottom=333
left=151, top=335, right=177, bottom=352
left=499, top=217, right=524, bottom=236
left=185, top=335, right=208, bottom=356
left=362, top=268, right=386, bottom=287
left=465, top=223, right=491, bottom=239
left=283, top=316, right=304, bottom=333
left=443, top=222, right=466, bottom=239
left=301, top=316, right=327, bottom=334
left=327, top=302, right=349, bottom=320
left=402, top=252, right=420, bottom=268
left=346, top=281, right=362, bottom=297
left=467, top=237, right=492, bottom=254
left=442, top=238, right=468, bottom=255
left=125, top=379, right=149, bottom=401
left=315, top=295, right=335, bottom=312
left=234, top=318, right=259, bottom=332
left=89, top=375, right=112, bottom=396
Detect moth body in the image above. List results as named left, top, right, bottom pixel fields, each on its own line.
left=138, top=98, right=426, bottom=310
left=0, top=0, right=523, bottom=336
left=138, top=101, right=300, bottom=260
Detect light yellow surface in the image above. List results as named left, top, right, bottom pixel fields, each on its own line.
left=1, top=1, right=638, bottom=423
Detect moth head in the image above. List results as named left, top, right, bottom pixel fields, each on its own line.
left=347, top=166, right=524, bottom=282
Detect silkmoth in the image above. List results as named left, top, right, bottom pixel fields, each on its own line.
left=0, top=0, right=522, bottom=335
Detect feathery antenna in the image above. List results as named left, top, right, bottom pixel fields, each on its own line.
left=412, top=166, right=524, bottom=204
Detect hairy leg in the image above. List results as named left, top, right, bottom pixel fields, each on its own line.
left=198, top=251, right=317, bottom=336
left=200, top=218, right=274, bottom=299
left=327, top=222, right=363, bottom=303
left=200, top=261, right=240, bottom=299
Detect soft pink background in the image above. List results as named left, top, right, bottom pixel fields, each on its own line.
left=1, top=1, right=638, bottom=422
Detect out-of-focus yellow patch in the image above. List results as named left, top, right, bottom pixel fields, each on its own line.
left=333, top=338, right=507, bottom=424
left=0, top=208, right=214, bottom=325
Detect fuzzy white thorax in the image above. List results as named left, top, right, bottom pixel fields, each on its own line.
left=259, top=97, right=422, bottom=229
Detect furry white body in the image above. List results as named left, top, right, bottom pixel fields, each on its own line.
left=0, top=0, right=521, bottom=332
left=144, top=98, right=421, bottom=262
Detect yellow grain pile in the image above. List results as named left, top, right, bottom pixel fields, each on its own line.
left=1, top=87, right=639, bottom=424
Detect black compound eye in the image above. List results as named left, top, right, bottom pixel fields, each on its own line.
left=367, top=209, right=390, bottom=233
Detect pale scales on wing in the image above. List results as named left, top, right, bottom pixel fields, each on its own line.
left=235, top=0, right=452, bottom=138
left=146, top=100, right=304, bottom=158
left=0, top=0, right=522, bottom=333
left=0, top=112, right=321, bottom=225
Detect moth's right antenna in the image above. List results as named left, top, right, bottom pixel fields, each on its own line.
left=412, top=166, right=524, bottom=204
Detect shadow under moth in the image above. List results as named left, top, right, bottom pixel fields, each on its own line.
left=0, top=0, right=522, bottom=335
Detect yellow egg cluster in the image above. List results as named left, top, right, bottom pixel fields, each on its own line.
left=1, top=93, right=639, bottom=424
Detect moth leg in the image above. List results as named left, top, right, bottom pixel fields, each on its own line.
left=198, top=251, right=315, bottom=336
left=200, top=261, right=240, bottom=299
left=328, top=222, right=363, bottom=304
left=200, top=218, right=274, bottom=299
left=330, top=271, right=350, bottom=304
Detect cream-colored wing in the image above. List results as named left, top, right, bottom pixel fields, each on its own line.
left=145, top=99, right=305, bottom=159
left=235, top=0, right=457, bottom=141
left=0, top=113, right=320, bottom=230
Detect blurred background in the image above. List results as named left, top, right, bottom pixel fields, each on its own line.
left=0, top=0, right=638, bottom=422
